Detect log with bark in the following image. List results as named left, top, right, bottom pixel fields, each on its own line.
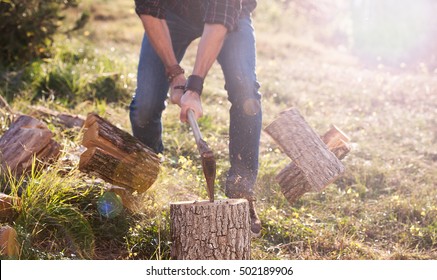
left=170, top=199, right=251, bottom=260
left=0, top=115, right=61, bottom=177
left=276, top=125, right=351, bottom=204
left=30, top=105, right=85, bottom=128
left=265, top=108, right=345, bottom=191
left=79, top=113, right=160, bottom=193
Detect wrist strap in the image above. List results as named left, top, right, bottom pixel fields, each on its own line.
left=185, top=75, right=204, bottom=96
left=166, top=64, right=185, bottom=83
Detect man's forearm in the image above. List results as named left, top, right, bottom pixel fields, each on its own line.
left=179, top=23, right=227, bottom=121
left=192, top=23, right=228, bottom=78
left=140, top=14, right=178, bottom=68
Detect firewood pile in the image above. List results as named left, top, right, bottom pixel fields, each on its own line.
left=0, top=97, right=161, bottom=258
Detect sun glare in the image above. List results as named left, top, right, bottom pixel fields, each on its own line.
left=351, top=0, right=435, bottom=66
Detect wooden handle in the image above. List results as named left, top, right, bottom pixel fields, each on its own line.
left=187, top=109, right=202, bottom=144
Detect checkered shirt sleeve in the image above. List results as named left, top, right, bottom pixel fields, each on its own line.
left=134, top=0, right=165, bottom=19
left=204, top=0, right=242, bottom=31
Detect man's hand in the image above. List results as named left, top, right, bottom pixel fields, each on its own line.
left=176, top=23, right=226, bottom=122
left=169, top=74, right=186, bottom=106
left=180, top=91, right=203, bottom=122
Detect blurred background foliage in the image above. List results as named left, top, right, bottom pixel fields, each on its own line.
left=1, top=0, right=437, bottom=104
left=0, top=0, right=80, bottom=65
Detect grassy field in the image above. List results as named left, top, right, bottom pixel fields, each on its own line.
left=1, top=0, right=436, bottom=260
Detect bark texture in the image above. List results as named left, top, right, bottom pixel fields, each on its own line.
left=265, top=108, right=345, bottom=192
left=0, top=115, right=61, bottom=176
left=79, top=113, right=160, bottom=193
left=170, top=199, right=251, bottom=260
left=277, top=125, right=351, bottom=204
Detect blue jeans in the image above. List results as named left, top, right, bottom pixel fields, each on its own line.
left=129, top=12, right=262, bottom=198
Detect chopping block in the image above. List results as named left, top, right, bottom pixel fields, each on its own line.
left=170, top=199, right=251, bottom=260
left=265, top=108, right=351, bottom=204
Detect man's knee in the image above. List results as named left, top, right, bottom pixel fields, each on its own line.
left=226, top=79, right=262, bottom=116
left=129, top=95, right=164, bottom=128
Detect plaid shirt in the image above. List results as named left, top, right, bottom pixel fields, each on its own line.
left=134, top=0, right=257, bottom=31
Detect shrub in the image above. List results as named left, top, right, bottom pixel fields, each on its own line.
left=0, top=0, right=78, bottom=65
left=30, top=44, right=133, bottom=106
left=34, top=64, right=79, bottom=105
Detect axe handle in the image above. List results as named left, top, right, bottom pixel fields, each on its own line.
left=187, top=109, right=202, bottom=144
left=187, top=108, right=216, bottom=202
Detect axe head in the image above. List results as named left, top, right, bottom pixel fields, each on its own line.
left=197, top=139, right=216, bottom=202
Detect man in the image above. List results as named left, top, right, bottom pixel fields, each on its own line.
left=130, top=0, right=262, bottom=236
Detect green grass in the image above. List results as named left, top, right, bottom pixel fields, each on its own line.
left=1, top=0, right=436, bottom=260
left=2, top=157, right=94, bottom=259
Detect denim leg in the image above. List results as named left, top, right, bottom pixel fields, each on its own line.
left=129, top=35, right=168, bottom=153
left=129, top=13, right=202, bottom=153
left=217, top=16, right=262, bottom=199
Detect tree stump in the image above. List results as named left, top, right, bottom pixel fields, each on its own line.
left=277, top=125, right=351, bottom=204
left=79, top=113, right=160, bottom=193
left=0, top=115, right=61, bottom=177
left=170, top=199, right=251, bottom=260
left=265, top=108, right=345, bottom=192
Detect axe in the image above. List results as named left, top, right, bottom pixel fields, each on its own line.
left=187, top=109, right=216, bottom=202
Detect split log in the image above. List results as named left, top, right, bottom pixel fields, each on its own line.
left=80, top=147, right=157, bottom=193
left=170, top=199, right=251, bottom=260
left=0, top=115, right=61, bottom=176
left=265, top=107, right=345, bottom=192
left=277, top=125, right=351, bottom=204
left=79, top=113, right=160, bottom=193
left=321, top=125, right=351, bottom=160
left=0, top=225, right=20, bottom=258
left=0, top=193, right=21, bottom=223
left=30, top=105, right=85, bottom=128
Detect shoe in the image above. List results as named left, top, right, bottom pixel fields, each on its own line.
left=248, top=199, right=262, bottom=238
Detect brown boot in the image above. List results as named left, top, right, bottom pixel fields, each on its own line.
left=248, top=199, right=261, bottom=237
